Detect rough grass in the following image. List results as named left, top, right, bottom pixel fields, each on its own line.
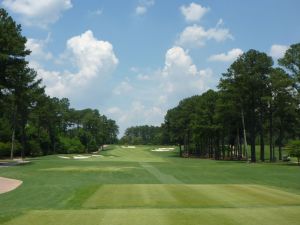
left=0, top=145, right=300, bottom=225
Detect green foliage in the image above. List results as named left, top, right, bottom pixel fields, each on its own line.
left=285, top=140, right=300, bottom=164
left=120, top=125, right=164, bottom=145
left=164, top=90, right=222, bottom=158
left=27, top=140, right=42, bottom=156
left=58, top=137, right=85, bottom=154
left=0, top=142, right=11, bottom=157
left=0, top=117, right=11, bottom=141
left=279, top=43, right=300, bottom=87
left=163, top=48, right=300, bottom=162
left=0, top=141, right=21, bottom=157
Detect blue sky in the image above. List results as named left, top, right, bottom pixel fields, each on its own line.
left=2, top=0, right=300, bottom=136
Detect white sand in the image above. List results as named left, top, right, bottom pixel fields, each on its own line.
left=121, top=146, right=136, bottom=149
left=92, top=155, right=103, bottom=157
left=58, top=155, right=104, bottom=159
left=151, top=147, right=175, bottom=152
left=0, top=177, right=22, bottom=194
left=58, top=156, right=70, bottom=159
left=73, top=156, right=91, bottom=159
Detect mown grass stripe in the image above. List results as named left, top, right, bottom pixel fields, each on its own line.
left=3, top=207, right=300, bottom=225
left=139, top=162, right=182, bottom=184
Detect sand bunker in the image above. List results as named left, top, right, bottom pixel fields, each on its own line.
left=151, top=148, right=175, bottom=152
left=58, top=156, right=70, bottom=159
left=92, top=155, right=103, bottom=157
left=121, top=146, right=136, bottom=149
left=0, top=177, right=22, bottom=194
left=58, top=155, right=92, bottom=159
left=73, top=155, right=91, bottom=159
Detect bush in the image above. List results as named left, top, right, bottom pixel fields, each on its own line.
left=0, top=141, right=21, bottom=158
left=58, top=137, right=85, bottom=154
left=87, top=139, right=98, bottom=152
left=285, top=140, right=300, bottom=165
left=27, top=140, right=42, bottom=156
left=282, top=155, right=291, bottom=162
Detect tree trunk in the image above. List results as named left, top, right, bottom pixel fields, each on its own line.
left=179, top=144, right=182, bottom=157
left=187, top=131, right=190, bottom=157
left=221, top=134, right=225, bottom=160
left=237, top=128, right=242, bottom=160
left=259, top=112, right=265, bottom=162
left=20, top=113, right=28, bottom=159
left=269, top=110, right=273, bottom=162
left=250, top=123, right=256, bottom=162
left=215, top=132, right=220, bottom=160
left=10, top=105, right=17, bottom=160
left=20, top=125, right=25, bottom=159
left=241, top=109, right=248, bottom=160
left=184, top=134, right=188, bottom=157
left=10, top=128, right=15, bottom=160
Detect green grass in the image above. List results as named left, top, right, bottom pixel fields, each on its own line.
left=83, top=184, right=300, bottom=208
left=4, top=207, right=300, bottom=225
left=0, top=145, right=300, bottom=225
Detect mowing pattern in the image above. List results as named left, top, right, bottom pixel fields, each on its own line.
left=3, top=207, right=300, bottom=225
left=83, top=184, right=300, bottom=209
left=1, top=145, right=300, bottom=225
left=139, top=162, right=182, bottom=184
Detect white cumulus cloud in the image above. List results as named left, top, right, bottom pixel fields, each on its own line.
left=163, top=46, right=197, bottom=78
left=160, top=46, right=214, bottom=98
left=180, top=2, right=209, bottom=22
left=269, top=44, right=289, bottom=59
left=208, top=48, right=243, bottom=62
left=176, top=24, right=233, bottom=48
left=2, top=0, right=72, bottom=27
left=26, top=37, right=53, bottom=61
left=31, top=30, right=118, bottom=97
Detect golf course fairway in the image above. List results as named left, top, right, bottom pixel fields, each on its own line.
left=0, top=145, right=300, bottom=225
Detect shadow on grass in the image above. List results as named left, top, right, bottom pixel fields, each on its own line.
left=275, top=162, right=300, bottom=167
left=0, top=161, right=32, bottom=167
left=0, top=211, right=27, bottom=225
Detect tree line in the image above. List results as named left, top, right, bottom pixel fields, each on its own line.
left=120, top=125, right=167, bottom=145
left=0, top=9, right=119, bottom=158
left=163, top=46, right=300, bottom=162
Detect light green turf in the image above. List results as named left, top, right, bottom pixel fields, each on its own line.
left=40, top=165, right=139, bottom=172
left=3, top=207, right=300, bottom=225
left=83, top=184, right=300, bottom=209
left=0, top=145, right=300, bottom=225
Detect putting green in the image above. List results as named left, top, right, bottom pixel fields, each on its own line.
left=3, top=207, right=300, bottom=225
left=83, top=184, right=300, bottom=208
